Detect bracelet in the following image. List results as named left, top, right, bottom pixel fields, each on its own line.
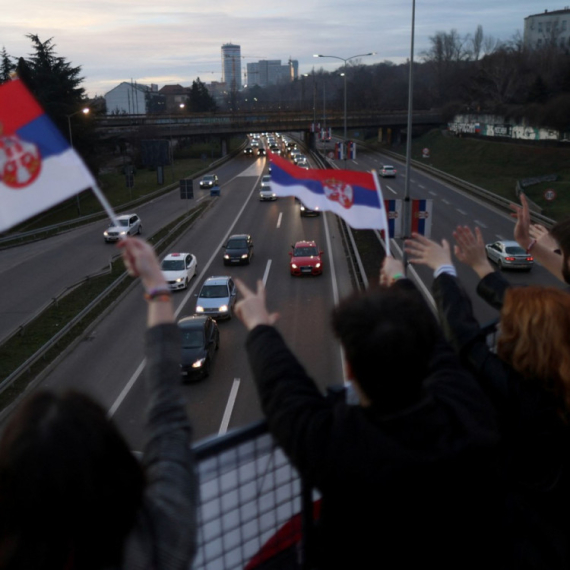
left=391, top=273, right=405, bottom=283
left=526, top=239, right=537, bottom=254
left=144, top=287, right=172, bottom=301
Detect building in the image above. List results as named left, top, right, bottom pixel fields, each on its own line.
left=221, top=43, right=242, bottom=91
left=246, top=59, right=299, bottom=87
left=104, top=81, right=165, bottom=114
left=159, top=84, right=190, bottom=113
left=524, top=8, right=570, bottom=49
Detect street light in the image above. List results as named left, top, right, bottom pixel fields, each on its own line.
left=66, top=107, right=90, bottom=148
left=313, top=52, right=375, bottom=140
left=66, top=107, right=89, bottom=214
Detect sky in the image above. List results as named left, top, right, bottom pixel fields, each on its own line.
left=0, top=1, right=560, bottom=98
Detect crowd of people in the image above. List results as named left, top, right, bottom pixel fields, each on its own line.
left=0, top=192, right=568, bottom=569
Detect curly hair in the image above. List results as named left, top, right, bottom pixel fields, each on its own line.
left=498, top=286, right=570, bottom=417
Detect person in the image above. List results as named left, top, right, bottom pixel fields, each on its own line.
left=405, top=232, right=570, bottom=569
left=234, top=275, right=503, bottom=569
left=0, top=237, right=197, bottom=570
left=511, top=193, right=570, bottom=284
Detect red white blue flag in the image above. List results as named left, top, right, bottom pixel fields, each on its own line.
left=0, top=79, right=96, bottom=232
left=269, top=151, right=389, bottom=232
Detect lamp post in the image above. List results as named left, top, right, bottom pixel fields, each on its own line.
left=313, top=52, right=375, bottom=141
left=66, top=107, right=89, bottom=214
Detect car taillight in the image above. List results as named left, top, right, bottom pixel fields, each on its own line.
left=505, top=257, right=516, bottom=261
left=527, top=257, right=534, bottom=261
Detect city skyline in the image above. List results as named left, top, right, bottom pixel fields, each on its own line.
left=0, top=1, right=559, bottom=97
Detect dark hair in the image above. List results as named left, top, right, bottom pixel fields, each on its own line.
left=331, top=283, right=439, bottom=410
left=0, top=390, right=145, bottom=570
left=550, top=218, right=570, bottom=284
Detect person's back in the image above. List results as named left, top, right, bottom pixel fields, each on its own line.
left=235, top=273, right=503, bottom=569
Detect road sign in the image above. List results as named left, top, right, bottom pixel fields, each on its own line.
left=544, top=189, right=557, bottom=201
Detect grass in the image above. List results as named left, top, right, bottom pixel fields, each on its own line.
left=0, top=201, right=210, bottom=410
left=361, top=129, right=570, bottom=221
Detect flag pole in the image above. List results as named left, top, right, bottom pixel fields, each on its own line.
left=91, top=183, right=121, bottom=229
left=371, top=169, right=390, bottom=257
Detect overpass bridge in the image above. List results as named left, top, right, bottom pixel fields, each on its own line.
left=95, top=110, right=443, bottom=140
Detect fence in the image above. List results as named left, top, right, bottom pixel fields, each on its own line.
left=193, top=421, right=319, bottom=570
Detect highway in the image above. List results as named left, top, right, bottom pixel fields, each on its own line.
left=3, top=136, right=567, bottom=450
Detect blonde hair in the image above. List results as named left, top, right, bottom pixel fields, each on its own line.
left=498, top=286, right=570, bottom=416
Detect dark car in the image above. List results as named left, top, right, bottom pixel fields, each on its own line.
left=258, top=147, right=266, bottom=157
left=244, top=147, right=254, bottom=156
left=178, top=315, right=219, bottom=379
left=199, top=174, right=219, bottom=189
left=299, top=201, right=320, bottom=217
left=223, top=234, right=254, bottom=265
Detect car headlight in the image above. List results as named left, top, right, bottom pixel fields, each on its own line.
left=120, top=230, right=127, bottom=235
left=291, top=263, right=298, bottom=269
left=315, top=263, right=321, bottom=268
left=219, top=305, right=228, bottom=312
left=196, top=306, right=204, bottom=313
left=175, top=277, right=184, bottom=283
left=241, top=254, right=248, bottom=259
left=192, top=358, right=206, bottom=369
left=104, top=231, right=109, bottom=237
left=224, top=254, right=230, bottom=259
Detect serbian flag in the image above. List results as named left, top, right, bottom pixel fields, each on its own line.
left=269, top=151, right=389, bottom=232
left=0, top=79, right=96, bottom=232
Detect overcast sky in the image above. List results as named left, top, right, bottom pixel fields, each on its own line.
left=0, top=1, right=559, bottom=97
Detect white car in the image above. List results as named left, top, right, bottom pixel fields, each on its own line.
left=161, top=252, right=198, bottom=290
left=103, top=214, right=142, bottom=242
left=259, top=174, right=276, bottom=201
left=379, top=165, right=396, bottom=177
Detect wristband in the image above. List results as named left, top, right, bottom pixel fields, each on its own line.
left=526, top=239, right=537, bottom=254
left=391, top=273, right=405, bottom=283
left=144, top=287, right=171, bottom=301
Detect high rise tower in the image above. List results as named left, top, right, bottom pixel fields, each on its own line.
left=221, top=43, right=242, bottom=91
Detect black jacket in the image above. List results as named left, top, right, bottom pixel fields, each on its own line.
left=433, top=272, right=570, bottom=569
left=245, top=280, right=503, bottom=569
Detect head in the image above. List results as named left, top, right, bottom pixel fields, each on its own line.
left=0, top=390, right=145, bottom=570
left=550, top=218, right=570, bottom=284
left=498, top=286, right=570, bottom=416
left=331, top=284, right=439, bottom=411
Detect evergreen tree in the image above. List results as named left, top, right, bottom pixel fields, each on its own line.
left=188, top=78, right=217, bottom=112
left=0, top=47, right=15, bottom=83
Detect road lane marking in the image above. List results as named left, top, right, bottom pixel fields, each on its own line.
left=429, top=191, right=438, bottom=196
left=475, top=220, right=488, bottom=228
left=277, top=212, right=282, bottom=228
left=108, top=359, right=146, bottom=418
left=497, top=234, right=505, bottom=240
left=263, top=260, right=272, bottom=286
left=442, top=199, right=451, bottom=205
left=457, top=209, right=467, bottom=215
left=219, top=378, right=241, bottom=435
left=386, top=185, right=397, bottom=195
left=418, top=184, right=425, bottom=189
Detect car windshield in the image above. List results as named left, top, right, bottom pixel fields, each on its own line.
left=162, top=260, right=185, bottom=271
left=109, top=219, right=129, bottom=227
left=200, top=285, right=228, bottom=298
left=383, top=166, right=394, bottom=171
left=505, top=246, right=526, bottom=254
left=203, top=175, right=214, bottom=181
left=227, top=240, right=247, bottom=249
left=262, top=175, right=271, bottom=183
left=181, top=329, right=204, bottom=349
left=294, top=247, right=318, bottom=257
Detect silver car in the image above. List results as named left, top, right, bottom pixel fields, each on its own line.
left=195, top=276, right=237, bottom=320
left=485, top=240, right=534, bottom=271
left=259, top=174, right=276, bottom=201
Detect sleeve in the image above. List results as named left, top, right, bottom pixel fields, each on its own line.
left=432, top=273, right=513, bottom=409
left=139, top=324, right=197, bottom=570
left=476, top=271, right=511, bottom=310
left=245, top=325, right=334, bottom=481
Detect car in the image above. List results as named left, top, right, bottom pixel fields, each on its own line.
left=251, top=140, right=260, bottom=148
left=258, top=147, right=266, bottom=157
left=195, top=276, right=237, bottom=319
left=296, top=156, right=309, bottom=168
left=485, top=240, right=534, bottom=271
left=103, top=214, right=142, bottom=242
left=290, top=150, right=302, bottom=163
left=289, top=240, right=324, bottom=276
left=223, top=234, right=254, bottom=265
left=178, top=315, right=219, bottom=379
left=299, top=201, right=320, bottom=217
left=379, top=165, right=396, bottom=177
left=259, top=174, right=276, bottom=201
left=293, top=154, right=307, bottom=165
left=244, top=147, right=254, bottom=156
left=161, top=252, right=198, bottom=291
left=269, top=144, right=281, bottom=155
left=199, top=174, right=219, bottom=189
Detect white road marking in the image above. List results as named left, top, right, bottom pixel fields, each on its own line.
left=457, top=209, right=467, bottom=215
left=429, top=191, right=438, bottom=196
left=475, top=220, right=488, bottom=228
left=497, top=234, right=505, bottom=240
left=263, top=259, right=272, bottom=286
left=442, top=199, right=451, bottom=205
left=418, top=184, right=425, bottom=189
left=108, top=360, right=146, bottom=418
left=386, top=185, right=397, bottom=195
left=219, top=378, right=241, bottom=435
left=276, top=212, right=282, bottom=228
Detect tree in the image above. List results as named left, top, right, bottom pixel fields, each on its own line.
left=0, top=47, right=15, bottom=83
left=187, top=78, right=217, bottom=112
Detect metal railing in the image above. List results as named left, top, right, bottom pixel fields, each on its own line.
left=193, top=421, right=317, bottom=570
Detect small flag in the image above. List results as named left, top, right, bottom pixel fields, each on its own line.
left=269, top=151, right=388, bottom=232
left=0, top=78, right=96, bottom=232
left=410, top=199, right=433, bottom=237
left=347, top=141, right=356, bottom=160
left=335, top=142, right=344, bottom=160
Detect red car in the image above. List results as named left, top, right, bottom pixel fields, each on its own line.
left=289, top=241, right=324, bottom=276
